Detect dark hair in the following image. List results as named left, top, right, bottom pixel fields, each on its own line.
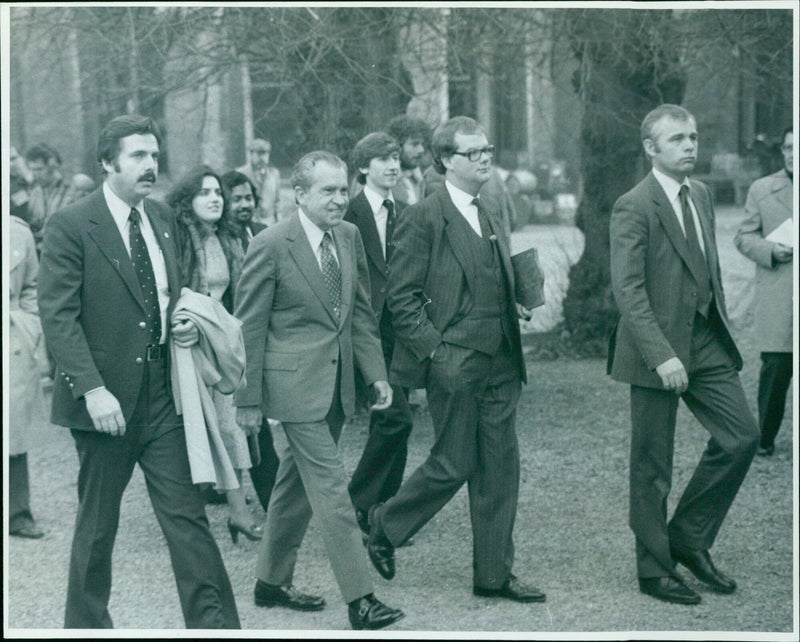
left=351, top=132, right=400, bottom=184
left=291, top=150, right=347, bottom=192
left=431, top=116, right=484, bottom=175
left=25, top=143, right=61, bottom=166
left=97, top=115, right=162, bottom=167
left=640, top=104, right=694, bottom=144
left=386, top=115, right=431, bottom=146
left=221, top=170, right=260, bottom=208
left=166, top=165, right=243, bottom=298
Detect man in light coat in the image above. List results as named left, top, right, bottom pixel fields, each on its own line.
left=734, top=127, right=794, bottom=457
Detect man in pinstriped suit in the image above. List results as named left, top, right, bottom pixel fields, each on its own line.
left=366, top=116, right=545, bottom=604
left=609, top=104, right=759, bottom=605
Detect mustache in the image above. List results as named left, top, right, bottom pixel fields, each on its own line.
left=138, top=170, right=157, bottom=183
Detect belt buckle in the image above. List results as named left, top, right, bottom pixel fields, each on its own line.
left=146, top=344, right=164, bottom=361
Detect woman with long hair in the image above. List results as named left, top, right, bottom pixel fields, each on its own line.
left=166, top=165, right=261, bottom=543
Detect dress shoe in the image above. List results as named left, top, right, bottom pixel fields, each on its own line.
left=671, top=547, right=736, bottom=593
left=639, top=576, right=701, bottom=605
left=10, top=522, right=44, bottom=539
left=473, top=574, right=546, bottom=603
left=254, top=580, right=325, bottom=611
left=355, top=508, right=370, bottom=536
left=757, top=444, right=775, bottom=456
left=227, top=518, right=263, bottom=544
left=367, top=504, right=395, bottom=580
left=348, top=594, right=405, bottom=630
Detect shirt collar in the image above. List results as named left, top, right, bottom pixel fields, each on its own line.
left=298, top=208, right=328, bottom=251
left=652, top=166, right=691, bottom=202
left=363, top=184, right=394, bottom=215
left=103, top=181, right=145, bottom=228
left=445, top=180, right=479, bottom=210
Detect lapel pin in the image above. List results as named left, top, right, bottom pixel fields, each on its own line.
left=164, top=232, right=170, bottom=238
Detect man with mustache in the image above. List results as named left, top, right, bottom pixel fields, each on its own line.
left=38, top=114, right=240, bottom=628
left=344, top=133, right=416, bottom=539
left=609, top=104, right=759, bottom=605
left=387, top=115, right=430, bottom=206
left=366, top=117, right=542, bottom=604
left=235, top=151, right=405, bottom=630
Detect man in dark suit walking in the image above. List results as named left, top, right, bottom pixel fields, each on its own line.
left=344, top=132, right=416, bottom=536
left=366, top=116, right=544, bottom=603
left=609, top=104, right=759, bottom=605
left=234, top=151, right=404, bottom=630
left=38, top=115, right=240, bottom=628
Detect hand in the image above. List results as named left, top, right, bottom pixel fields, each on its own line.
left=369, top=381, right=393, bottom=411
left=516, top=302, right=533, bottom=320
left=655, top=357, right=689, bottom=395
left=237, top=406, right=263, bottom=434
left=772, top=243, right=793, bottom=264
left=84, top=387, right=126, bottom=436
left=172, top=319, right=199, bottom=347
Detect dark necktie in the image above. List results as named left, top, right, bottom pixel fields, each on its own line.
left=383, top=199, right=396, bottom=262
left=320, top=232, right=342, bottom=319
left=678, top=185, right=711, bottom=317
left=129, top=208, right=162, bottom=344
left=472, top=198, right=492, bottom=239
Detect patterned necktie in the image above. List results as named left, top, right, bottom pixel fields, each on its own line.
left=472, top=198, right=492, bottom=239
left=320, top=232, right=342, bottom=319
left=383, top=199, right=396, bottom=262
left=129, top=208, right=162, bottom=344
left=678, top=185, right=711, bottom=316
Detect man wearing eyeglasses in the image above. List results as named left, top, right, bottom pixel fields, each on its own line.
left=237, top=138, right=281, bottom=225
left=365, top=116, right=544, bottom=604
left=734, top=127, right=794, bottom=458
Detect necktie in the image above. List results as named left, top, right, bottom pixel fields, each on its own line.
left=129, top=208, right=162, bottom=344
left=320, top=232, right=342, bottom=319
left=383, top=199, right=395, bottom=262
left=678, top=185, right=711, bottom=316
left=472, top=198, right=492, bottom=239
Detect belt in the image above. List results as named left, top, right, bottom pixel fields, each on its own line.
left=146, top=344, right=167, bottom=361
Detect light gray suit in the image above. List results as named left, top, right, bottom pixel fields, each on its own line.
left=234, top=212, right=386, bottom=602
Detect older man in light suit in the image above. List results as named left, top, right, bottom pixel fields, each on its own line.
left=234, top=151, right=404, bottom=631
left=734, top=127, right=794, bottom=457
left=609, top=104, right=759, bottom=605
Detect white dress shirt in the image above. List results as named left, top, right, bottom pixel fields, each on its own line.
left=103, top=182, right=170, bottom=343
left=363, top=184, right=395, bottom=258
left=652, top=167, right=706, bottom=256
left=445, top=180, right=483, bottom=237
left=298, top=208, right=339, bottom=269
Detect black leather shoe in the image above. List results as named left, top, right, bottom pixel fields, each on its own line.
left=348, top=594, right=405, bottom=630
left=639, top=577, right=701, bottom=605
left=367, top=504, right=395, bottom=580
left=10, top=522, right=44, bottom=539
left=473, top=574, right=546, bottom=603
left=757, top=444, right=775, bottom=456
left=355, top=508, right=370, bottom=536
left=254, top=580, right=325, bottom=611
left=671, top=547, right=736, bottom=593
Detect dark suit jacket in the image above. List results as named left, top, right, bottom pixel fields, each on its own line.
left=241, top=220, right=267, bottom=253
left=386, top=188, right=526, bottom=389
left=343, top=190, right=406, bottom=316
left=38, top=187, right=183, bottom=430
left=233, top=213, right=387, bottom=423
left=609, top=172, right=741, bottom=389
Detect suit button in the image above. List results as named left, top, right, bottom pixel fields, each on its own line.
left=136, top=357, right=143, bottom=364
left=380, top=287, right=386, bottom=293
left=691, top=291, right=697, bottom=297
left=139, top=321, right=147, bottom=329
left=331, top=358, right=337, bottom=364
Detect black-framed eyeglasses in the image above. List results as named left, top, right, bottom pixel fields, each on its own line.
left=451, top=145, right=495, bottom=162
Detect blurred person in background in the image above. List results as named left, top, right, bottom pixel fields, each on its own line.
left=25, top=143, right=78, bottom=251
left=734, top=127, right=794, bottom=457
left=10, top=145, right=33, bottom=222
left=167, top=165, right=262, bottom=543
left=8, top=214, right=48, bottom=539
left=386, top=115, right=431, bottom=205
left=237, top=138, right=281, bottom=225
left=70, top=173, right=96, bottom=200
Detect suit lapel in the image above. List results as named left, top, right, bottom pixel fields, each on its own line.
left=688, top=180, right=719, bottom=281
left=440, top=191, right=476, bottom=291
left=86, top=190, right=146, bottom=312
left=770, top=173, right=792, bottom=218
left=286, top=214, right=339, bottom=323
left=482, top=205, right=516, bottom=294
left=351, top=192, right=386, bottom=276
left=332, top=226, right=352, bottom=327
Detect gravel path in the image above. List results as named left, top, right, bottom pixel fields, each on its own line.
left=5, top=206, right=794, bottom=636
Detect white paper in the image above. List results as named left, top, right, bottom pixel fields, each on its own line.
left=765, top=218, right=795, bottom=247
